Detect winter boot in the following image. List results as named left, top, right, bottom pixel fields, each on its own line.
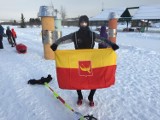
left=88, top=96, right=94, bottom=107
left=77, top=98, right=83, bottom=106
left=89, top=100, right=94, bottom=107
left=77, top=90, right=83, bottom=105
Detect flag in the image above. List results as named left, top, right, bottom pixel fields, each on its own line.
left=55, top=48, right=117, bottom=90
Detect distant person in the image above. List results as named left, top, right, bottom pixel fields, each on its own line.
left=0, top=24, right=4, bottom=49
left=6, top=26, right=14, bottom=47
left=98, top=25, right=109, bottom=48
left=11, top=28, right=17, bottom=46
left=51, top=15, right=119, bottom=107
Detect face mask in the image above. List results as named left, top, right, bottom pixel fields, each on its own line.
left=80, top=21, right=88, bottom=27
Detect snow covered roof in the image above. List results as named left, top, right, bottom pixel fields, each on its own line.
left=0, top=20, right=5, bottom=23
left=89, top=8, right=126, bottom=21
left=132, top=5, right=160, bottom=20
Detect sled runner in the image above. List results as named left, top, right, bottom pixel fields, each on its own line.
left=16, top=43, right=27, bottom=54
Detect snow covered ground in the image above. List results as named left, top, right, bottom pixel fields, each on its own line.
left=0, top=25, right=160, bottom=120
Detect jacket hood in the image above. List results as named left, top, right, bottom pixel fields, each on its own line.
left=79, top=15, right=89, bottom=27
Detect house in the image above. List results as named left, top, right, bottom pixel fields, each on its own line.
left=89, top=8, right=126, bottom=26
left=132, top=5, right=160, bottom=31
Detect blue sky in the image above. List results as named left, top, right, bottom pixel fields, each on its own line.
left=0, top=0, right=160, bottom=21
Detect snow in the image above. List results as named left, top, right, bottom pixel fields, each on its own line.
left=0, top=24, right=160, bottom=120
left=89, top=8, right=125, bottom=21
left=132, top=5, right=160, bottom=20
left=89, top=4, right=160, bottom=21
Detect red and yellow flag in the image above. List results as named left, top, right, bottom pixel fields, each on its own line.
left=55, top=48, right=117, bottom=90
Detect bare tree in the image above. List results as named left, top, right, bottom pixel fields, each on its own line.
left=60, top=6, right=67, bottom=20
left=49, top=1, right=66, bottom=19
left=49, top=0, right=58, bottom=18
left=54, top=9, right=58, bottom=18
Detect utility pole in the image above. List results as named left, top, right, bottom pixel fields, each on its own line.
left=102, top=1, right=104, bottom=11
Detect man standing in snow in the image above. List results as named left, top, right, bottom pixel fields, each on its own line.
left=0, top=24, right=4, bottom=49
left=51, top=15, right=119, bottom=107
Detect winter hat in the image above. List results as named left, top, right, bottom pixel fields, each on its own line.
left=79, top=15, right=89, bottom=27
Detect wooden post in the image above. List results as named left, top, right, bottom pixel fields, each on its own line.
left=55, top=18, right=62, bottom=39
left=108, top=12, right=118, bottom=43
left=39, top=6, right=55, bottom=60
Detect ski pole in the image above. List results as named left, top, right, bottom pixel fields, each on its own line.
left=44, top=82, right=85, bottom=120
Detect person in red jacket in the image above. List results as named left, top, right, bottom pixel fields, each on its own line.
left=11, top=28, right=17, bottom=46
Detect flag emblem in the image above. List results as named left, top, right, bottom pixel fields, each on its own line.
left=79, top=61, right=93, bottom=76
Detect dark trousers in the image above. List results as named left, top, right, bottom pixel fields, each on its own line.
left=77, top=89, right=96, bottom=101
left=7, top=36, right=12, bottom=44
left=12, top=37, right=16, bottom=45
left=0, top=35, right=3, bottom=49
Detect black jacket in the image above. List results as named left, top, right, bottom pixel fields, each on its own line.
left=6, top=29, right=12, bottom=37
left=53, top=27, right=119, bottom=50
left=0, top=25, right=4, bottom=36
